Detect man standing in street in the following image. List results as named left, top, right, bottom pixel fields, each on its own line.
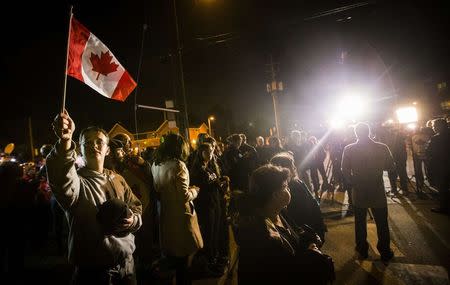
left=46, top=110, right=142, bottom=284
left=341, top=123, right=395, bottom=262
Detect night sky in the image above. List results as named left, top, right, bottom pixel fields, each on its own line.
left=1, top=0, right=449, bottom=153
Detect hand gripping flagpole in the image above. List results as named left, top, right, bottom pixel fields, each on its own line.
left=62, top=6, right=74, bottom=113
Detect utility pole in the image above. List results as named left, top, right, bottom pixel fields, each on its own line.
left=173, top=0, right=190, bottom=140
left=133, top=23, right=148, bottom=141
left=266, top=55, right=283, bottom=138
left=28, top=117, right=35, bottom=162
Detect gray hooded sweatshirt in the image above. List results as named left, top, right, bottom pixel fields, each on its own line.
left=46, top=142, right=142, bottom=273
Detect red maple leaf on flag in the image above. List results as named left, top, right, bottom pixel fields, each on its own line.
left=90, top=51, right=119, bottom=80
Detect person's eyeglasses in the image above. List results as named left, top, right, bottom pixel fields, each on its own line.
left=82, top=139, right=108, bottom=148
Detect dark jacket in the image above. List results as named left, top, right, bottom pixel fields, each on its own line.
left=190, top=164, right=221, bottom=207
left=236, top=214, right=298, bottom=285
left=341, top=138, right=395, bottom=208
left=235, top=214, right=333, bottom=285
left=223, top=146, right=247, bottom=191
left=426, top=130, right=450, bottom=182
left=285, top=178, right=326, bottom=240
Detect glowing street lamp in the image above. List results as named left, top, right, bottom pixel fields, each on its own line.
left=208, top=116, right=215, bottom=136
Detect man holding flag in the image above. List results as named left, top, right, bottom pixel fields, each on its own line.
left=46, top=110, right=142, bottom=284
left=45, top=11, right=143, bottom=283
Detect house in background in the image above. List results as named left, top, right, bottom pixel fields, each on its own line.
left=189, top=123, right=209, bottom=146
left=108, top=121, right=208, bottom=151
left=109, top=123, right=135, bottom=141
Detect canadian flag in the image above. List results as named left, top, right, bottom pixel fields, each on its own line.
left=67, top=17, right=137, bottom=101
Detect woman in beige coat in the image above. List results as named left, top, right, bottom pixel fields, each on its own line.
left=152, top=133, right=203, bottom=285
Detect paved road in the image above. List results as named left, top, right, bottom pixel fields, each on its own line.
left=197, top=169, right=450, bottom=285
left=319, top=177, right=449, bottom=285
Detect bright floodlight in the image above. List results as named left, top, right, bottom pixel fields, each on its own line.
left=329, top=118, right=345, bottom=129
left=337, top=95, right=367, bottom=120
left=396, top=107, right=418, bottom=124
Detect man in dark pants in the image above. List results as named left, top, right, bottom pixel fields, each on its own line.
left=341, top=123, right=395, bottom=262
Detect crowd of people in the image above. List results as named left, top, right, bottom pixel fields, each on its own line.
left=0, top=109, right=449, bottom=285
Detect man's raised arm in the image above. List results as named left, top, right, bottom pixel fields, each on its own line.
left=46, top=110, right=81, bottom=210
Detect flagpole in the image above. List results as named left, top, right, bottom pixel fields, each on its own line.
left=62, top=6, right=74, bottom=113
left=133, top=23, right=148, bottom=140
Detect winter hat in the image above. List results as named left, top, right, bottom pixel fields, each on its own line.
left=97, top=198, right=132, bottom=236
